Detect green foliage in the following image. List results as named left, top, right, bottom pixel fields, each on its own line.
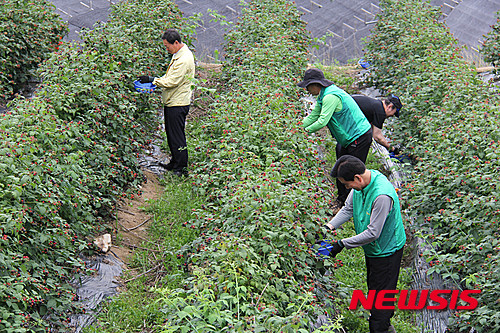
left=365, top=0, right=500, bottom=332
left=82, top=286, right=165, bottom=332
left=0, top=0, right=187, bottom=331
left=481, top=12, right=500, bottom=71
left=88, top=1, right=417, bottom=332
left=0, top=0, right=67, bottom=99
left=153, top=254, right=318, bottom=332
left=145, top=0, right=343, bottom=331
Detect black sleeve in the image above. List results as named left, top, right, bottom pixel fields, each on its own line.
left=371, top=108, right=386, bottom=129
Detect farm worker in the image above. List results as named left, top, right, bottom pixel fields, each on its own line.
left=138, top=28, right=195, bottom=177
left=323, top=155, right=406, bottom=333
left=298, top=68, right=372, bottom=208
left=352, top=94, right=403, bottom=154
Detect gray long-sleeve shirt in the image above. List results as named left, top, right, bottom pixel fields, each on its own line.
left=327, top=191, right=393, bottom=249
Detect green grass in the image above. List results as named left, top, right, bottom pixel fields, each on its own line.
left=128, top=174, right=202, bottom=288
left=83, top=285, right=164, bottom=333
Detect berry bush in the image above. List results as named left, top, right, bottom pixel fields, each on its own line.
left=364, top=0, right=500, bottom=331
left=0, top=0, right=67, bottom=100
left=0, top=0, right=188, bottom=331
left=481, top=12, right=500, bottom=71
left=148, top=1, right=344, bottom=331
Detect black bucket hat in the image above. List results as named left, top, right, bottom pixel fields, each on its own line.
left=387, top=94, right=403, bottom=117
left=297, top=68, right=334, bottom=88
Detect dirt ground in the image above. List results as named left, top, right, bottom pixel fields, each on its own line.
left=110, top=169, right=163, bottom=265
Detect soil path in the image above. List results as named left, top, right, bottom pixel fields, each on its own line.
left=111, top=169, right=163, bottom=265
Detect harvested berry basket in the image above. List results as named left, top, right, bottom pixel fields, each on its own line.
left=358, top=58, right=371, bottom=69
left=317, top=240, right=334, bottom=257
left=134, top=80, right=156, bottom=93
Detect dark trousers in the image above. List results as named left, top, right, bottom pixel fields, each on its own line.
left=366, top=247, right=404, bottom=333
left=164, top=105, right=189, bottom=172
left=335, top=128, right=373, bottom=202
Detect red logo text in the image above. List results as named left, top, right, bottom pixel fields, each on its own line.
left=349, top=290, right=481, bottom=310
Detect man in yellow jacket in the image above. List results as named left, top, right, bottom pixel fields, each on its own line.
left=139, top=29, right=195, bottom=176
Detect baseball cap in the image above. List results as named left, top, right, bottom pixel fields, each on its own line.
left=388, top=94, right=403, bottom=117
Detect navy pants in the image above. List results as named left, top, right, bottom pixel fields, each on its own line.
left=164, top=105, right=189, bottom=173
left=366, top=247, right=404, bottom=333
left=335, top=128, right=373, bottom=202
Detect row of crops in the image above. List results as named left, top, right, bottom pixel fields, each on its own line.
left=364, top=0, right=499, bottom=331
left=0, top=0, right=191, bottom=331
left=1, top=0, right=499, bottom=331
left=0, top=0, right=67, bottom=100
left=152, top=0, right=342, bottom=331
left=482, top=12, right=500, bottom=71
left=151, top=0, right=500, bottom=331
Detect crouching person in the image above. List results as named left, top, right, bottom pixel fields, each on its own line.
left=324, top=155, right=406, bottom=333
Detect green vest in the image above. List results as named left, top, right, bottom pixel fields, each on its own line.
left=317, top=85, right=371, bottom=146
left=352, top=170, right=406, bottom=257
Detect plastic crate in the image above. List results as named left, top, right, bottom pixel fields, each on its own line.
left=134, top=80, right=156, bottom=93
left=358, top=58, right=371, bottom=69
left=317, top=240, right=334, bottom=257
left=389, top=152, right=411, bottom=163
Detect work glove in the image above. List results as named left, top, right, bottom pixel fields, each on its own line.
left=315, top=224, right=334, bottom=244
left=329, top=240, right=344, bottom=257
left=389, top=145, right=400, bottom=155
left=138, top=75, right=155, bottom=84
